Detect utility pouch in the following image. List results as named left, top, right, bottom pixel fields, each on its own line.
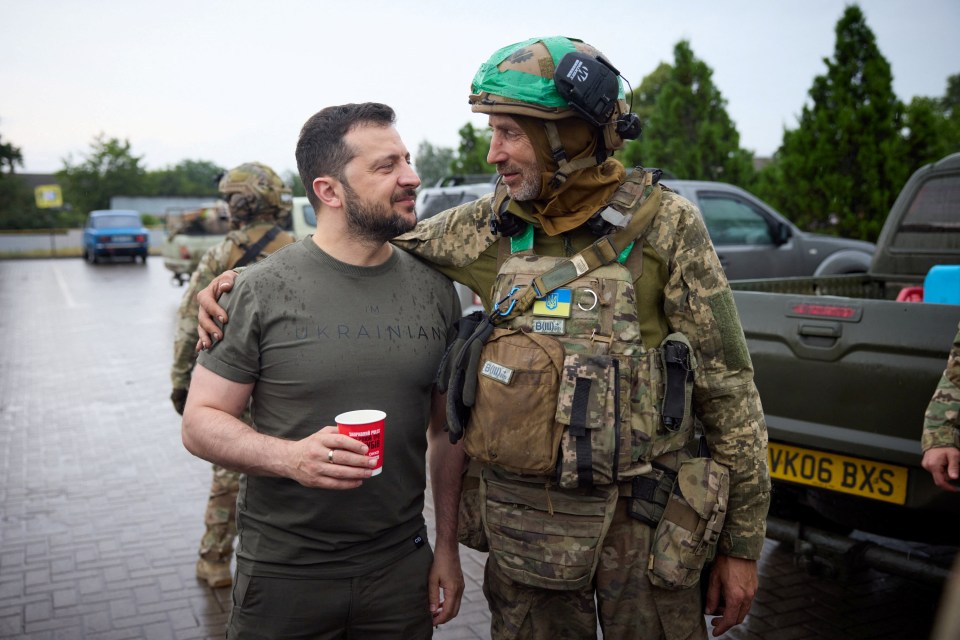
left=647, top=457, right=729, bottom=590
left=661, top=338, right=693, bottom=432
left=481, top=472, right=617, bottom=591
left=626, top=463, right=677, bottom=527
left=463, top=328, right=565, bottom=475
left=555, top=355, right=629, bottom=489
left=651, top=333, right=697, bottom=459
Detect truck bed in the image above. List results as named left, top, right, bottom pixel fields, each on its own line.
left=730, top=274, right=960, bottom=543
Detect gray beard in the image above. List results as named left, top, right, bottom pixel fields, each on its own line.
left=342, top=183, right=415, bottom=245
left=509, top=178, right=540, bottom=202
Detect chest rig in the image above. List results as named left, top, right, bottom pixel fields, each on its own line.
left=456, top=169, right=698, bottom=489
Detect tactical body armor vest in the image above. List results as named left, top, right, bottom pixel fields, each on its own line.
left=453, top=169, right=729, bottom=592
left=462, top=170, right=698, bottom=489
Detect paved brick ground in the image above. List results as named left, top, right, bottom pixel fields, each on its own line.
left=0, top=258, right=954, bottom=639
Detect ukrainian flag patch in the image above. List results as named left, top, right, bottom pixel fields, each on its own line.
left=532, top=288, right=572, bottom=318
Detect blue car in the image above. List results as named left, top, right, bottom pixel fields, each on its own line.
left=82, top=210, right=150, bottom=264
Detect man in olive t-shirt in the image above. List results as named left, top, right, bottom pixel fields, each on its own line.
left=182, top=103, right=465, bottom=639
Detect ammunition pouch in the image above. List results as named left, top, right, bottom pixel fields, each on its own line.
left=555, top=354, right=631, bottom=489
left=625, top=453, right=730, bottom=590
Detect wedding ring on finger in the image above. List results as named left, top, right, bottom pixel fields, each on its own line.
left=327, top=449, right=335, bottom=463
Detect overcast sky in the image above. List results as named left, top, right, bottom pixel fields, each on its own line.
left=2, top=0, right=958, bottom=178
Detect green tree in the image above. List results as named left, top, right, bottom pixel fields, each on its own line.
left=621, top=41, right=753, bottom=183
left=451, top=123, right=494, bottom=176
left=0, top=128, right=36, bottom=230
left=941, top=73, right=960, bottom=155
left=901, top=73, right=960, bottom=169
left=145, top=159, right=224, bottom=196
left=415, top=141, right=456, bottom=187
left=283, top=170, right=306, bottom=197
left=0, top=128, right=24, bottom=173
left=0, top=178, right=37, bottom=230
left=757, top=5, right=904, bottom=241
left=619, top=62, right=672, bottom=168
left=57, top=134, right=147, bottom=225
left=901, top=96, right=954, bottom=172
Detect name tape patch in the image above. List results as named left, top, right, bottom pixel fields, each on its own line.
left=480, top=360, right=514, bottom=385
left=531, top=318, right=565, bottom=335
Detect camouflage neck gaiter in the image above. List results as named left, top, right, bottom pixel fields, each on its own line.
left=513, top=115, right=626, bottom=237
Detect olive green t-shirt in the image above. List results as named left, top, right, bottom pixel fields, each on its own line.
left=197, top=237, right=460, bottom=578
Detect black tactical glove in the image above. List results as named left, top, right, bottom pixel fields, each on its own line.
left=444, top=313, right=494, bottom=443
left=436, top=312, right=485, bottom=393
left=170, top=387, right=188, bottom=415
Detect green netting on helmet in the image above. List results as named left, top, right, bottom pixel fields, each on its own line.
left=471, top=36, right=580, bottom=108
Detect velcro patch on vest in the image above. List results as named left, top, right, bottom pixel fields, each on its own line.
left=480, top=360, right=514, bottom=385
left=532, top=288, right=572, bottom=318
left=531, top=318, right=566, bottom=335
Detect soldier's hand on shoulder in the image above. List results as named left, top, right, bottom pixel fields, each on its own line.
left=196, top=271, right=238, bottom=350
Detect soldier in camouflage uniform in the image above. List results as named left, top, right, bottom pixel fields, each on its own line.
left=921, top=321, right=960, bottom=492
left=194, top=37, right=770, bottom=640
left=170, top=162, right=295, bottom=588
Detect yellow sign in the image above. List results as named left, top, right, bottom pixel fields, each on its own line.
left=768, top=442, right=908, bottom=505
left=34, top=185, right=62, bottom=209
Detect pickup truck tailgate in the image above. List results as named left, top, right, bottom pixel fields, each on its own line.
left=732, top=290, right=958, bottom=466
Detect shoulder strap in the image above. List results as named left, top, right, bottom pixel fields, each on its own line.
left=230, top=225, right=282, bottom=269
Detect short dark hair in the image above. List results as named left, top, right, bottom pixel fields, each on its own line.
left=296, top=103, right=396, bottom=209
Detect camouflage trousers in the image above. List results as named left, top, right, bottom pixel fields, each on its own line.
left=482, top=498, right=706, bottom=640
left=198, top=464, right=240, bottom=563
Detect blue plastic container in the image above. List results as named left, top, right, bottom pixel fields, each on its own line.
left=923, top=265, right=960, bottom=305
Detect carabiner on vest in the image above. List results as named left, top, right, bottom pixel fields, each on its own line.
left=495, top=286, right=521, bottom=317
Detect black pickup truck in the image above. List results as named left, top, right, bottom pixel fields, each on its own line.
left=730, top=153, right=960, bottom=575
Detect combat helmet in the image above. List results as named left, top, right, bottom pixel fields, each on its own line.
left=218, top=162, right=293, bottom=226
left=470, top=36, right=641, bottom=186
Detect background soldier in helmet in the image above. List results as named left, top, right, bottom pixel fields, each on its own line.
left=170, top=161, right=296, bottom=588
left=196, top=37, right=770, bottom=639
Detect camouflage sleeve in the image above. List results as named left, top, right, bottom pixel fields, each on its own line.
left=169, top=240, right=233, bottom=389
left=922, top=324, right=960, bottom=452
left=392, top=196, right=500, bottom=308
left=655, top=192, right=771, bottom=560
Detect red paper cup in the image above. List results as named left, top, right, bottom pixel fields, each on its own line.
left=335, top=409, right=385, bottom=476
